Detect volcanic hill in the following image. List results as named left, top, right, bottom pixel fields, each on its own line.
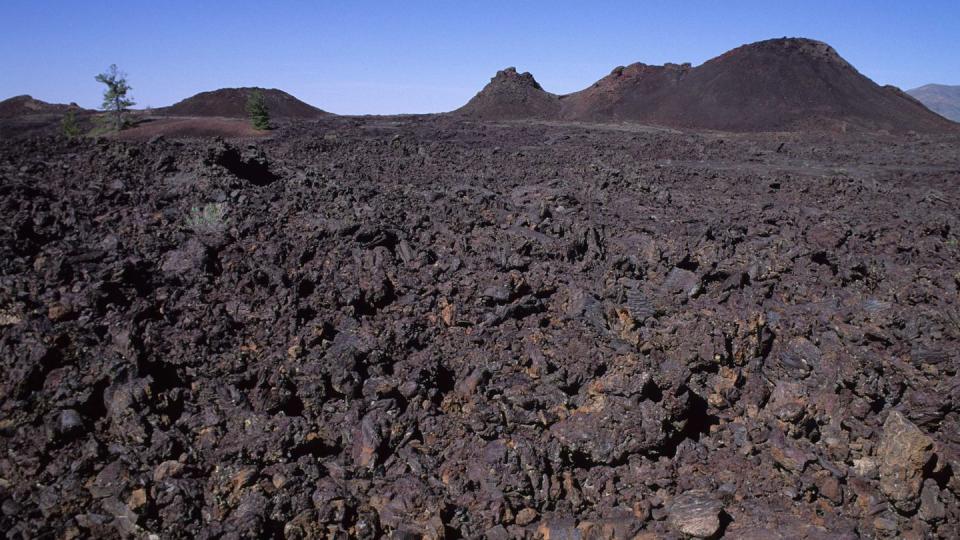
left=908, top=84, right=960, bottom=122
left=456, top=67, right=561, bottom=120
left=158, top=87, right=329, bottom=119
left=456, top=38, right=957, bottom=132
left=0, top=95, right=88, bottom=118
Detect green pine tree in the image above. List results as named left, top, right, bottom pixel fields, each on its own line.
left=61, top=110, right=81, bottom=138
left=246, top=90, right=270, bottom=130
left=95, top=64, right=135, bottom=131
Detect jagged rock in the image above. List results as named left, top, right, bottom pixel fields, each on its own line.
left=56, top=409, right=84, bottom=438
left=100, top=497, right=139, bottom=536
left=537, top=517, right=581, bottom=540
left=661, top=267, right=700, bottom=298
left=160, top=238, right=213, bottom=278
left=877, top=411, right=934, bottom=511
left=515, top=507, right=539, bottom=526
left=918, top=479, right=945, bottom=523
left=769, top=432, right=814, bottom=473
left=549, top=396, right=669, bottom=464
left=668, top=490, right=723, bottom=538
left=153, top=461, right=185, bottom=482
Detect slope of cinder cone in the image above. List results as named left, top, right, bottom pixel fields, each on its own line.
left=456, top=67, right=561, bottom=120
left=559, top=62, right=691, bottom=121
left=0, top=95, right=89, bottom=118
left=561, top=38, right=957, bottom=132
left=159, top=87, right=329, bottom=118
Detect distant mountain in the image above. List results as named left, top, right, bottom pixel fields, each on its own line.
left=0, top=95, right=88, bottom=118
left=454, top=38, right=957, bottom=132
left=907, top=84, right=960, bottom=122
left=158, top=88, right=329, bottom=119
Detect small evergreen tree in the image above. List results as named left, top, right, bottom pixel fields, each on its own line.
left=61, top=110, right=81, bottom=138
left=95, top=64, right=135, bottom=130
left=246, top=90, right=270, bottom=130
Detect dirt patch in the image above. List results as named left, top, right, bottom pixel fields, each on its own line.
left=114, top=117, right=269, bottom=140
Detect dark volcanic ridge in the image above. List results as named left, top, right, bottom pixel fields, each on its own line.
left=908, top=84, right=960, bottom=122
left=457, top=38, right=958, bottom=132
left=0, top=95, right=89, bottom=119
left=3, top=37, right=956, bottom=134
left=157, top=87, right=329, bottom=119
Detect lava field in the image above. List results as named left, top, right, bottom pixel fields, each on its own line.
left=2, top=117, right=960, bottom=538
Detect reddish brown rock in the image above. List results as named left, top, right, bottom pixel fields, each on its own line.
left=877, top=411, right=934, bottom=511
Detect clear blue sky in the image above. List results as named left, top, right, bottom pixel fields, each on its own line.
left=2, top=1, right=957, bottom=115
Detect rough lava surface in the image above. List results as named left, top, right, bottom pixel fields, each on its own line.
left=1, top=116, right=960, bottom=537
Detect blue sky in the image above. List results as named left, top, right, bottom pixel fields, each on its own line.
left=2, top=1, right=957, bottom=114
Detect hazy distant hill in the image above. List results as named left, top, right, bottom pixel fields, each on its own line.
left=907, top=84, right=960, bottom=122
